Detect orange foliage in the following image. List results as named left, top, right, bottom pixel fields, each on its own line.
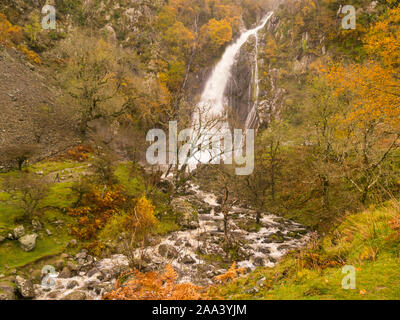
left=67, top=145, right=92, bottom=162
left=17, top=44, right=42, bottom=64
left=68, top=186, right=126, bottom=240
left=214, top=262, right=245, bottom=284
left=103, top=264, right=209, bottom=300
left=0, top=14, right=42, bottom=64
left=104, top=262, right=246, bottom=300
left=0, top=13, right=23, bottom=46
left=325, top=4, right=400, bottom=131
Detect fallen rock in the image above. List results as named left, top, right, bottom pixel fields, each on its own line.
left=66, top=280, right=79, bottom=290
left=171, top=198, right=199, bottom=229
left=0, top=281, right=16, bottom=300
left=61, top=290, right=87, bottom=300
left=67, top=239, right=78, bottom=248
left=181, top=255, right=196, bottom=264
left=15, top=276, right=35, bottom=298
left=58, top=267, right=72, bottom=279
left=32, top=220, right=42, bottom=231
left=13, top=225, right=25, bottom=239
left=19, top=233, right=38, bottom=252
left=158, top=244, right=178, bottom=259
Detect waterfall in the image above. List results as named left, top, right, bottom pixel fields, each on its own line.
left=198, top=12, right=273, bottom=118
left=185, top=12, right=273, bottom=168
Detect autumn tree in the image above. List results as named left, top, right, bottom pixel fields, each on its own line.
left=3, top=173, right=50, bottom=221
left=58, top=33, right=137, bottom=135
left=100, top=196, right=158, bottom=269
left=326, top=3, right=400, bottom=204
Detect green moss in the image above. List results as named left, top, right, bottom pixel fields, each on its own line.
left=155, top=219, right=180, bottom=236
left=114, top=163, right=146, bottom=197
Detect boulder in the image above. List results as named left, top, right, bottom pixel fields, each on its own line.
left=180, top=255, right=196, bottom=264
left=15, top=276, right=35, bottom=298
left=66, top=280, right=79, bottom=290
left=19, top=233, right=38, bottom=252
left=0, top=281, right=16, bottom=300
left=58, top=267, right=72, bottom=279
left=0, top=235, right=5, bottom=243
left=13, top=225, right=25, bottom=239
left=32, top=219, right=42, bottom=231
left=61, top=290, right=87, bottom=300
left=158, top=244, right=178, bottom=259
left=171, top=198, right=199, bottom=229
left=67, top=239, right=78, bottom=248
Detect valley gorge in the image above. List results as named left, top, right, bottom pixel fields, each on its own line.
left=1, top=0, right=400, bottom=302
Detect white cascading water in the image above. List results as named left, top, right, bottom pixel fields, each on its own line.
left=198, top=12, right=273, bottom=118
left=186, top=12, right=273, bottom=167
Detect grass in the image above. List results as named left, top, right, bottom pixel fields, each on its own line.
left=0, top=159, right=177, bottom=275
left=0, top=160, right=85, bottom=274
left=114, top=163, right=146, bottom=198
left=215, top=203, right=400, bottom=300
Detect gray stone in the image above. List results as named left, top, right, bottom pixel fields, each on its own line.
left=15, top=276, right=35, bottom=298
left=66, top=280, right=79, bottom=290
left=171, top=198, right=199, bottom=229
left=0, top=281, right=16, bottom=300
left=66, top=261, right=79, bottom=271
left=19, top=233, right=38, bottom=252
left=75, top=251, right=87, bottom=260
left=67, top=239, right=77, bottom=248
left=32, top=219, right=42, bottom=231
left=58, top=267, right=72, bottom=279
left=13, top=225, right=25, bottom=239
left=180, top=255, right=196, bottom=264
left=61, top=290, right=87, bottom=300
left=158, top=244, right=178, bottom=259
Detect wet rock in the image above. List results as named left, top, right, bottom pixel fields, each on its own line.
left=66, top=261, right=79, bottom=271
left=258, top=247, right=271, bottom=254
left=75, top=251, right=87, bottom=260
left=87, top=268, right=101, bottom=278
left=15, top=276, right=35, bottom=298
left=13, top=225, right=25, bottom=239
left=66, top=280, right=79, bottom=290
left=58, top=267, right=72, bottom=279
left=171, top=198, right=199, bottom=229
left=61, top=290, right=87, bottom=300
left=19, top=233, right=38, bottom=252
left=47, top=291, right=61, bottom=299
left=55, top=259, right=64, bottom=270
left=0, top=281, right=16, bottom=300
left=158, top=244, right=178, bottom=259
left=253, top=256, right=265, bottom=267
left=180, top=255, right=196, bottom=264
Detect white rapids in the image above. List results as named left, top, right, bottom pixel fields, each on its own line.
left=34, top=184, right=311, bottom=300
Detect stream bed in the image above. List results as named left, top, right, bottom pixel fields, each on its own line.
left=34, top=184, right=312, bottom=300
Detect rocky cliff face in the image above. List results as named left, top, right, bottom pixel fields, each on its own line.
left=226, top=36, right=257, bottom=126
left=226, top=14, right=286, bottom=129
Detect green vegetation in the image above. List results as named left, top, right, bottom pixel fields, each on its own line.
left=216, top=203, right=400, bottom=300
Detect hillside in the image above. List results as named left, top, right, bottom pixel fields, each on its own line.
left=0, top=0, right=399, bottom=302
